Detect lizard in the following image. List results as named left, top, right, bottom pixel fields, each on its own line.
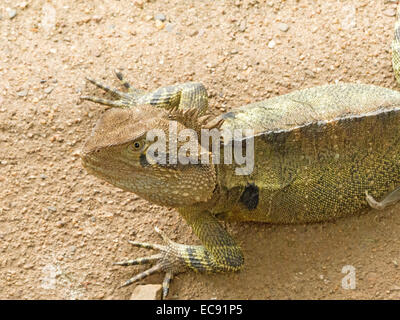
left=80, top=6, right=400, bottom=298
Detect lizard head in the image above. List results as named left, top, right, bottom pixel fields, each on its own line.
left=81, top=105, right=218, bottom=207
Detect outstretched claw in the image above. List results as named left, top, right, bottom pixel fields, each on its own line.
left=114, top=226, right=184, bottom=299
left=85, top=77, right=131, bottom=100
left=114, top=253, right=163, bottom=266
left=119, top=264, right=163, bottom=288
left=80, top=95, right=129, bottom=108
left=81, top=73, right=144, bottom=108
left=114, top=70, right=145, bottom=95
left=162, top=272, right=174, bottom=298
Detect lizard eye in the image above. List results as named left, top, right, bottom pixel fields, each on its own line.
left=129, top=140, right=144, bottom=152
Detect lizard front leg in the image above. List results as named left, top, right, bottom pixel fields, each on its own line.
left=81, top=70, right=208, bottom=113
left=115, top=209, right=244, bottom=299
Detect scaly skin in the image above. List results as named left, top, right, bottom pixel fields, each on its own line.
left=80, top=7, right=400, bottom=298
left=217, top=83, right=400, bottom=223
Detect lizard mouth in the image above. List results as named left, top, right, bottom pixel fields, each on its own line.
left=81, top=156, right=111, bottom=178
left=80, top=151, right=145, bottom=193
left=81, top=153, right=120, bottom=178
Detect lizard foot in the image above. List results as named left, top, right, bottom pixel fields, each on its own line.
left=114, top=226, right=186, bottom=299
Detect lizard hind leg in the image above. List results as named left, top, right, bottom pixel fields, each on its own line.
left=365, top=187, right=400, bottom=210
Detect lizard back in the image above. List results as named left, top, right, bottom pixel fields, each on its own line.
left=220, top=83, right=400, bottom=134
left=214, top=84, right=400, bottom=223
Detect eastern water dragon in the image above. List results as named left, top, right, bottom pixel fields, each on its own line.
left=80, top=5, right=400, bottom=298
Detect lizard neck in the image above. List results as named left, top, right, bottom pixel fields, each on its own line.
left=131, top=163, right=217, bottom=207
left=83, top=155, right=217, bottom=208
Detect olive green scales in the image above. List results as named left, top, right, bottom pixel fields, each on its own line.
left=81, top=7, right=400, bottom=298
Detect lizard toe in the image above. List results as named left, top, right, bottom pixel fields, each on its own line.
left=114, top=227, right=187, bottom=298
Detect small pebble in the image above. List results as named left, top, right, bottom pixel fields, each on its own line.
left=69, top=246, right=77, bottom=254
left=133, top=0, right=144, bottom=9
left=268, top=39, right=276, bottom=49
left=165, top=23, right=175, bottom=32
left=40, top=174, right=47, bottom=179
left=48, top=206, right=57, bottom=213
left=16, top=89, right=28, bottom=97
left=56, top=221, right=66, bottom=228
left=155, top=19, right=165, bottom=30
left=130, top=284, right=162, bottom=300
left=92, top=15, right=102, bottom=23
left=44, top=87, right=54, bottom=94
left=6, top=8, right=17, bottom=19
left=239, top=20, right=246, bottom=32
left=305, top=69, right=315, bottom=78
left=19, top=2, right=29, bottom=9
left=154, top=13, right=166, bottom=22
left=278, top=22, right=289, bottom=32
left=383, top=8, right=396, bottom=17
